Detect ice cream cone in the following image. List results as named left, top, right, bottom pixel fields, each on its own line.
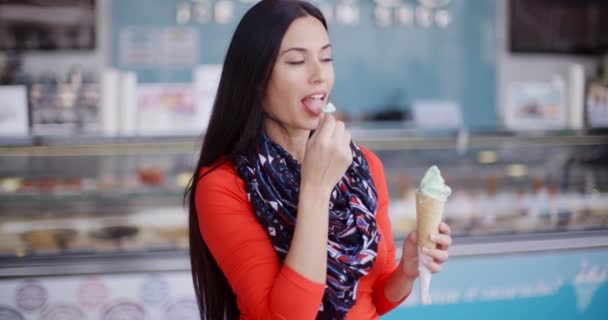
left=416, top=166, right=451, bottom=305
left=416, top=191, right=445, bottom=249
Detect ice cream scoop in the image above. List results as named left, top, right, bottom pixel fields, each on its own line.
left=322, top=102, right=336, bottom=113
left=418, top=165, right=452, bottom=202
left=416, top=165, right=451, bottom=305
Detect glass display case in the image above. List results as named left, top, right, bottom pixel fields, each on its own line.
left=371, top=131, right=608, bottom=238
left=1, top=130, right=608, bottom=320
left=1, top=130, right=607, bottom=274
left=0, top=136, right=194, bottom=273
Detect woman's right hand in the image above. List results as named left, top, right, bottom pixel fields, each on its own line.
left=301, top=113, right=353, bottom=195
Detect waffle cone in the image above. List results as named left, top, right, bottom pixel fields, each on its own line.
left=416, top=192, right=445, bottom=249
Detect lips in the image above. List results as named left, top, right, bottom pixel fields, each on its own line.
left=301, top=92, right=327, bottom=116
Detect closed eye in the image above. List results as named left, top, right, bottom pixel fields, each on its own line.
left=287, top=58, right=332, bottom=65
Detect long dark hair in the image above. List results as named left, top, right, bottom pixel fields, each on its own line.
left=185, top=1, right=327, bottom=319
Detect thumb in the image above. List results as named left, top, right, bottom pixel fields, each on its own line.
left=407, top=231, right=418, bottom=245
left=403, top=232, right=418, bottom=255
left=411, top=231, right=418, bottom=244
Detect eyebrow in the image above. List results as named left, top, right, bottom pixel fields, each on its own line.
left=279, top=44, right=332, bottom=56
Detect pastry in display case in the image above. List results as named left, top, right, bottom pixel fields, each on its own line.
left=372, top=132, right=608, bottom=239
left=0, top=130, right=607, bottom=320
left=0, top=139, right=194, bottom=262
left=0, top=131, right=606, bottom=274
left=21, top=228, right=77, bottom=253
left=89, top=225, right=141, bottom=252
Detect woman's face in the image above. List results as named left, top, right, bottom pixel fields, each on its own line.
left=263, top=15, right=334, bottom=132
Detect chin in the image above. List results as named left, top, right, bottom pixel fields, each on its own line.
left=304, top=119, right=320, bottom=131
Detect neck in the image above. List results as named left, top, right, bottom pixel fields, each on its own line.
left=264, top=119, right=310, bottom=163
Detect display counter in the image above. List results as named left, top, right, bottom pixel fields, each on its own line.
left=1, top=129, right=607, bottom=319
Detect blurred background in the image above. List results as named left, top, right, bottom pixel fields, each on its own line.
left=0, top=0, right=607, bottom=319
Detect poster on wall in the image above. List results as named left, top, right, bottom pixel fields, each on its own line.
left=119, top=27, right=158, bottom=67
left=120, top=27, right=198, bottom=68
left=160, top=27, right=199, bottom=67
left=413, top=100, right=463, bottom=129
left=193, top=64, right=222, bottom=132
left=0, top=86, right=29, bottom=136
left=136, top=83, right=198, bottom=135
left=586, top=82, right=608, bottom=129
left=505, top=81, right=566, bottom=131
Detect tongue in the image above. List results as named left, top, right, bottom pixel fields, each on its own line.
left=302, top=98, right=324, bottom=116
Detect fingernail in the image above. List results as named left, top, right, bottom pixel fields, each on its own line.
left=422, top=247, right=429, bottom=254
left=430, top=234, right=438, bottom=241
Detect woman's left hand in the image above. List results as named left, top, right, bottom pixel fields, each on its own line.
left=399, top=222, right=452, bottom=279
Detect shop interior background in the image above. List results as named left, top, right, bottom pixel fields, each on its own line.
left=0, top=0, right=607, bottom=320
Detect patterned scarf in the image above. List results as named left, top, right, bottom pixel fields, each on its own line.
left=235, top=133, right=380, bottom=319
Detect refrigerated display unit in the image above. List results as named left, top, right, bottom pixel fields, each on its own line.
left=1, top=129, right=607, bottom=319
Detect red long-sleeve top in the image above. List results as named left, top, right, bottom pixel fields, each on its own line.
left=195, top=146, right=408, bottom=319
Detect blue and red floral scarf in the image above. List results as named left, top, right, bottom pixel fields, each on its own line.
left=235, top=133, right=380, bottom=319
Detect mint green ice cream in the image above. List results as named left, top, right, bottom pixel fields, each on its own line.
left=418, top=165, right=452, bottom=202
left=322, top=102, right=336, bottom=113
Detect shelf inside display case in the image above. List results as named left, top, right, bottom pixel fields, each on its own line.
left=0, top=128, right=606, bottom=150
left=2, top=230, right=608, bottom=278
left=0, top=204, right=189, bottom=259
left=0, top=128, right=607, bottom=266
left=1, top=188, right=184, bottom=206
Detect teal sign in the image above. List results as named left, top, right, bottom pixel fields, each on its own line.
left=383, top=248, right=608, bottom=319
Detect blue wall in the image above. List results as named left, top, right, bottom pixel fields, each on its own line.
left=112, top=0, right=497, bottom=128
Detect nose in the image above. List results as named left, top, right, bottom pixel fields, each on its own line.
left=308, top=59, right=326, bottom=84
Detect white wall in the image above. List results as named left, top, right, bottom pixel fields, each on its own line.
left=19, top=0, right=111, bottom=78
left=496, top=0, right=601, bottom=125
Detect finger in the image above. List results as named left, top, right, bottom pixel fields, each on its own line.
left=410, top=231, right=417, bottom=241
left=343, top=130, right=351, bottom=148
left=430, top=233, right=452, bottom=247
left=424, top=261, right=443, bottom=274
left=332, top=122, right=348, bottom=161
left=406, top=266, right=420, bottom=279
left=342, top=131, right=352, bottom=161
left=409, top=269, right=420, bottom=278
left=437, top=243, right=449, bottom=251
left=422, top=247, right=448, bottom=263
left=314, top=112, right=335, bottom=141
left=402, top=261, right=420, bottom=279
left=420, top=252, right=433, bottom=264
left=407, top=231, right=418, bottom=245
left=439, top=222, right=452, bottom=235
left=332, top=121, right=345, bottom=141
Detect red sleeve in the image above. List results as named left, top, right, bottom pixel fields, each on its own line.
left=195, top=164, right=325, bottom=320
left=360, top=146, right=411, bottom=314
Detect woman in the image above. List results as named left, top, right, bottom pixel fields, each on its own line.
left=186, top=0, right=452, bottom=319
